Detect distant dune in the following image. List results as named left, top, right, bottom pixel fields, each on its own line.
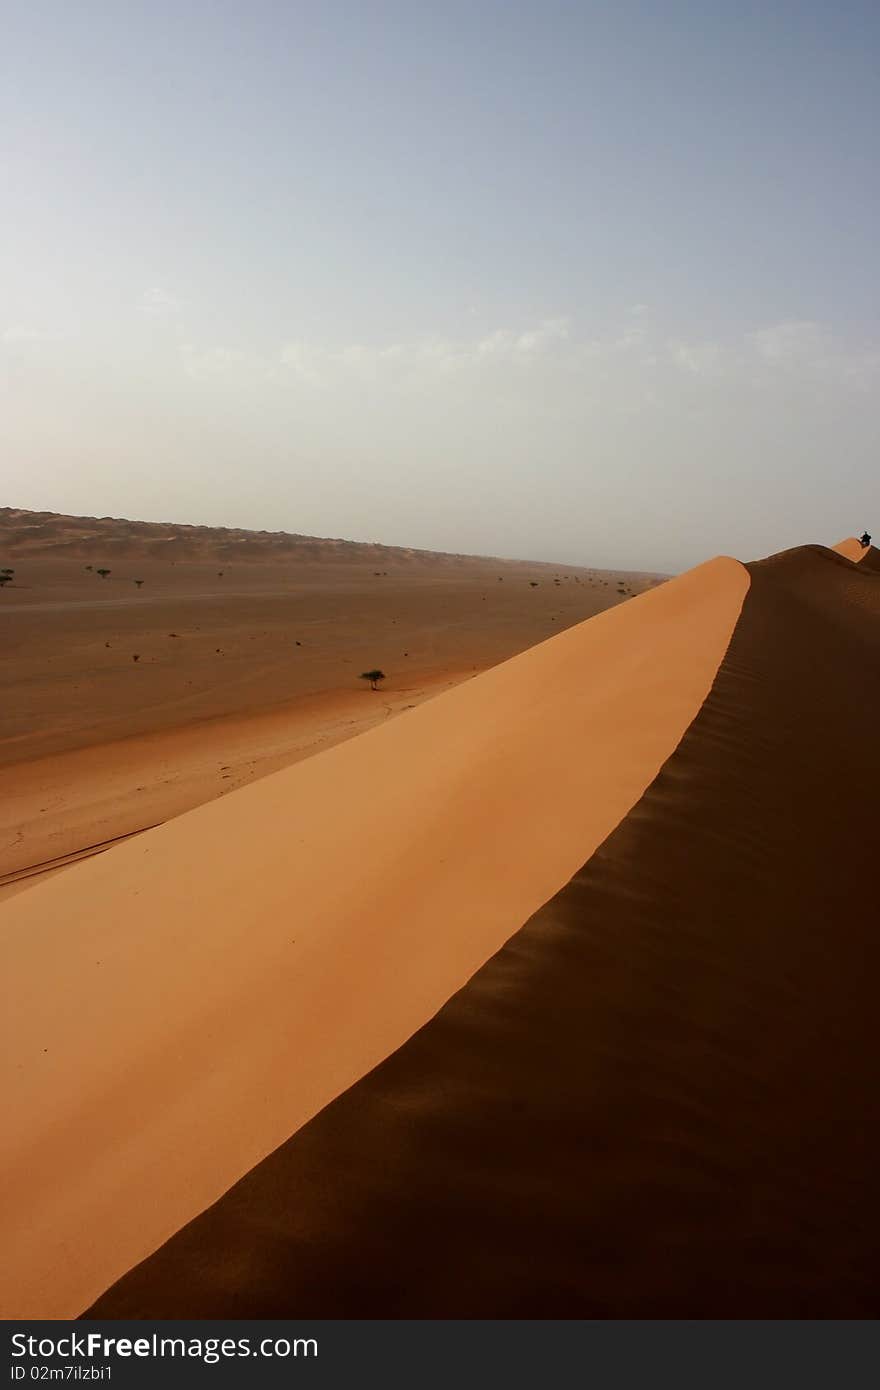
left=0, top=504, right=585, bottom=568
left=832, top=535, right=870, bottom=563
left=2, top=531, right=877, bottom=1319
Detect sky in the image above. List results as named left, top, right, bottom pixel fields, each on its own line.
left=2, top=1, right=878, bottom=573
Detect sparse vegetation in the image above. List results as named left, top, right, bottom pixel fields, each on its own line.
left=0, top=575, right=11, bottom=588
left=134, top=579, right=144, bottom=587
left=132, top=653, right=140, bottom=662
left=361, top=668, right=386, bottom=691
left=529, top=581, right=539, bottom=588
left=84, top=565, right=93, bottom=571
left=96, top=568, right=111, bottom=579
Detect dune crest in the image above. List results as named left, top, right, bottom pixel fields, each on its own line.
left=87, top=541, right=880, bottom=1319
left=832, top=536, right=869, bottom=562
left=1, top=555, right=747, bottom=1318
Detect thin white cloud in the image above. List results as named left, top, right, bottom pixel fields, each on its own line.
left=174, top=313, right=880, bottom=412
left=2, top=326, right=67, bottom=344
left=667, top=339, right=721, bottom=376
left=749, top=320, right=823, bottom=363
left=140, top=286, right=181, bottom=317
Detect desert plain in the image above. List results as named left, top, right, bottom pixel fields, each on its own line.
left=0, top=506, right=656, bottom=891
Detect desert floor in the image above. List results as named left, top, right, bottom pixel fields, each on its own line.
left=1, top=508, right=657, bottom=884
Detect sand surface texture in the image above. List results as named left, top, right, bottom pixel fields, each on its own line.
left=84, top=544, right=879, bottom=1318
left=2, top=555, right=746, bottom=1318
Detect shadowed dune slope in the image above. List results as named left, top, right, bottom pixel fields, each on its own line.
left=86, top=545, right=880, bottom=1318
left=1, top=557, right=746, bottom=1319
left=859, top=544, right=880, bottom=572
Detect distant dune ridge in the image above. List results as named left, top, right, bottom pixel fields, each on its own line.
left=0, top=505, right=580, bottom=568
left=2, top=534, right=878, bottom=1318
left=858, top=543, right=880, bottom=572
left=831, top=535, right=871, bottom=563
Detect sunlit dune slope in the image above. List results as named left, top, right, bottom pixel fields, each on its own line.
left=1, top=557, right=747, bottom=1318
left=832, top=535, right=869, bottom=562
left=87, top=544, right=880, bottom=1318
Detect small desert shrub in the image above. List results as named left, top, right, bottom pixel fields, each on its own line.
left=97, top=568, right=111, bottom=579
left=134, top=579, right=144, bottom=587
left=132, top=653, right=140, bottom=662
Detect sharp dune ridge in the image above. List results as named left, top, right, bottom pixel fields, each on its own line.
left=83, top=540, right=880, bottom=1318
left=2, top=554, right=746, bottom=1319
left=832, top=535, right=872, bottom=563
left=3, top=537, right=877, bottom=1319
left=2, top=505, right=636, bottom=572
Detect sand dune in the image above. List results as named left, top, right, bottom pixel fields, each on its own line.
left=858, top=543, right=880, bottom=572
left=1, top=557, right=746, bottom=1319
left=83, top=543, right=880, bottom=1318
left=832, top=535, right=870, bottom=562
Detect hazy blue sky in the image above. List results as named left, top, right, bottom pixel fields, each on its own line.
left=2, top=1, right=877, bottom=571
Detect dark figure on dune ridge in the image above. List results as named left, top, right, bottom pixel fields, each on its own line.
left=860, top=530, right=871, bottom=548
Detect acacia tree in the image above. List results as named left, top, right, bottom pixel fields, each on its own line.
left=360, top=669, right=386, bottom=691
left=96, top=568, right=111, bottom=579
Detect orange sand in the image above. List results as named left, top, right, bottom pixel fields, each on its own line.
left=832, top=535, right=869, bottom=562
left=1, top=555, right=747, bottom=1318
left=89, top=543, right=879, bottom=1318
